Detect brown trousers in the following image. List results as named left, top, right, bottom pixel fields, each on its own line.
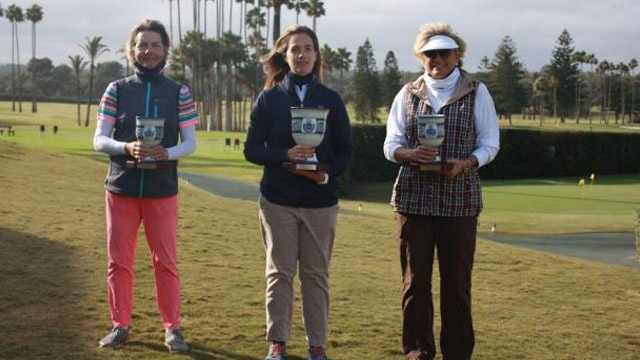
left=396, top=213, right=477, bottom=360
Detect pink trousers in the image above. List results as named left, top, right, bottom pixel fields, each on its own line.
left=105, top=191, right=181, bottom=330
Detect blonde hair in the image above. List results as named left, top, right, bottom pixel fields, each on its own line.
left=414, top=22, right=466, bottom=68
left=261, top=24, right=323, bottom=89
left=125, top=19, right=170, bottom=65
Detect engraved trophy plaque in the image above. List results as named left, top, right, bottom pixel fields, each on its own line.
left=283, top=107, right=329, bottom=171
left=126, top=116, right=165, bottom=170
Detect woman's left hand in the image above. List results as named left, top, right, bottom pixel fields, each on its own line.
left=146, top=145, right=169, bottom=161
left=439, top=159, right=466, bottom=179
left=286, top=169, right=326, bottom=182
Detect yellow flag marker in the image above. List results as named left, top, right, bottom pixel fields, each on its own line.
left=589, top=173, right=595, bottom=192
left=579, top=179, right=585, bottom=200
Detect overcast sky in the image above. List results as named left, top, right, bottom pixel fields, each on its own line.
left=1, top=0, right=639, bottom=73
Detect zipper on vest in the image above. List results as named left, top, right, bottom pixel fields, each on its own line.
left=138, top=81, right=152, bottom=198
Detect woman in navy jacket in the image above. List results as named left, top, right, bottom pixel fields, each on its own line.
left=244, top=25, right=353, bottom=360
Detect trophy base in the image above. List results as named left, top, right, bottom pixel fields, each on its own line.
left=283, top=162, right=329, bottom=171
left=126, top=160, right=158, bottom=170
left=409, top=161, right=454, bottom=171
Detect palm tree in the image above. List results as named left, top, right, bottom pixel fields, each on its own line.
left=243, top=0, right=255, bottom=43
left=220, top=32, right=246, bottom=130
left=26, top=4, right=43, bottom=113
left=597, top=60, right=612, bottom=123
left=80, top=36, right=109, bottom=127
left=320, top=43, right=336, bottom=76
left=570, top=50, right=586, bottom=123
left=7, top=4, right=24, bottom=112
left=305, top=0, right=324, bottom=33
left=268, top=0, right=289, bottom=45
left=533, top=74, right=549, bottom=127
left=165, top=0, right=175, bottom=45
left=246, top=6, right=266, bottom=95
left=69, top=55, right=87, bottom=127
left=235, top=0, right=244, bottom=37
left=336, top=47, right=351, bottom=94
left=617, top=62, right=629, bottom=124
left=257, top=0, right=271, bottom=47
left=202, top=0, right=209, bottom=37
left=116, top=46, right=130, bottom=76
left=287, top=0, right=307, bottom=23
left=629, top=58, right=637, bottom=123
left=176, top=0, right=186, bottom=76
left=549, top=75, right=559, bottom=123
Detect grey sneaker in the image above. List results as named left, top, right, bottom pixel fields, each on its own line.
left=265, top=341, right=286, bottom=360
left=98, top=326, right=129, bottom=348
left=164, top=329, right=189, bottom=353
left=307, top=346, right=330, bottom=360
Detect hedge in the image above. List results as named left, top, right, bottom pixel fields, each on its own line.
left=347, top=125, right=640, bottom=183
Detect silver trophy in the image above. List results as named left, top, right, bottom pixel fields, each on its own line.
left=414, top=114, right=451, bottom=171
left=126, top=116, right=165, bottom=169
left=285, top=107, right=329, bottom=171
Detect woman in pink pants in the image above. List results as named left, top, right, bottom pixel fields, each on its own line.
left=93, top=19, right=197, bottom=353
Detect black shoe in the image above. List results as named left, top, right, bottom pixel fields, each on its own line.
left=98, top=326, right=129, bottom=348
left=165, top=329, right=189, bottom=353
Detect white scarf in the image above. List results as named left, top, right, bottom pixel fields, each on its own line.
left=424, top=67, right=460, bottom=112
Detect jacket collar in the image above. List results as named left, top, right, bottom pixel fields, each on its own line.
left=408, top=68, right=474, bottom=107
left=280, top=73, right=319, bottom=98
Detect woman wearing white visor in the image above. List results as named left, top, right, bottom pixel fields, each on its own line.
left=383, top=23, right=500, bottom=360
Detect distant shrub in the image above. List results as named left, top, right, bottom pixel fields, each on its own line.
left=346, top=126, right=640, bottom=185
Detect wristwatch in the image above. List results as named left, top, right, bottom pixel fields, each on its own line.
left=317, top=172, right=329, bottom=185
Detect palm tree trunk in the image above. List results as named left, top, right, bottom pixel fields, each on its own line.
left=266, top=6, right=271, bottom=46
left=226, top=63, right=233, bottom=130
left=16, top=21, right=23, bottom=113
left=177, top=0, right=186, bottom=77
left=228, top=0, right=233, bottom=33
left=11, top=21, right=16, bottom=112
left=85, top=63, right=95, bottom=127
left=169, top=0, right=175, bottom=46
left=620, top=75, right=626, bottom=124
left=31, top=21, right=37, bottom=113
left=216, top=63, right=223, bottom=130
left=203, top=0, right=207, bottom=37
left=272, top=4, right=281, bottom=45
left=76, top=77, right=82, bottom=127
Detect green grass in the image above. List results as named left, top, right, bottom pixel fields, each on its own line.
left=2, top=102, right=640, bottom=359
left=2, top=135, right=640, bottom=359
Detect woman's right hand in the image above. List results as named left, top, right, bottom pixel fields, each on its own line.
left=287, top=145, right=316, bottom=162
left=125, top=141, right=143, bottom=159
left=395, top=145, right=438, bottom=163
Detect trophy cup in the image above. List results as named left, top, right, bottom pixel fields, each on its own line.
left=283, top=107, right=329, bottom=171
left=410, top=114, right=453, bottom=171
left=126, top=116, right=165, bottom=170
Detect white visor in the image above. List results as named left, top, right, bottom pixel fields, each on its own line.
left=419, top=35, right=459, bottom=52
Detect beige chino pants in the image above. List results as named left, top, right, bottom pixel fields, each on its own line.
left=259, top=196, right=338, bottom=347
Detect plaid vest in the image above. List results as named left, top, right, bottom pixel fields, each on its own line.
left=391, top=71, right=483, bottom=217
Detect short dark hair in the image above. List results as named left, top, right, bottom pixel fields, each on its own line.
left=126, top=19, right=170, bottom=65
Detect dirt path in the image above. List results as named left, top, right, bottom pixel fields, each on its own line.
left=180, top=171, right=639, bottom=268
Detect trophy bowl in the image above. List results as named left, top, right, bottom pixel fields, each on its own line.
left=417, top=114, right=445, bottom=149
left=126, top=116, right=165, bottom=169
left=412, top=114, right=452, bottom=171
left=285, top=107, right=330, bottom=171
